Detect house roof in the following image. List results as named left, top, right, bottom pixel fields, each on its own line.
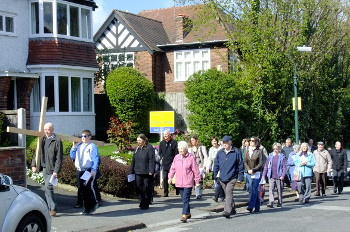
left=64, top=0, right=97, bottom=10
left=139, top=4, right=228, bottom=45
left=94, top=4, right=229, bottom=54
left=94, top=10, right=170, bottom=53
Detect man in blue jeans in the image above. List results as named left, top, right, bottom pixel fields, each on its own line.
left=213, top=136, right=244, bottom=218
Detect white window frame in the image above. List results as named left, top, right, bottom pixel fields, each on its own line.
left=31, top=74, right=94, bottom=114
left=108, top=52, right=135, bottom=69
left=174, top=48, right=211, bottom=82
left=0, top=12, right=16, bottom=36
left=29, top=0, right=92, bottom=42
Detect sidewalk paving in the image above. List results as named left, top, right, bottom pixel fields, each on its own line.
left=27, top=178, right=300, bottom=232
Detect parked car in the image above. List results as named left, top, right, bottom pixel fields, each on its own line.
left=0, top=174, right=51, bottom=232
left=327, top=151, right=350, bottom=185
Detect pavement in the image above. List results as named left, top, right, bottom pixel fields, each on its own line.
left=27, top=178, right=301, bottom=232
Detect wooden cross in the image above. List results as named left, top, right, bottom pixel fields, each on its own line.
left=7, top=97, right=105, bottom=168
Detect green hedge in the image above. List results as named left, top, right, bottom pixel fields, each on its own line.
left=105, top=67, right=156, bottom=135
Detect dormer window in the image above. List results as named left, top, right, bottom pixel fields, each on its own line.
left=30, top=0, right=92, bottom=40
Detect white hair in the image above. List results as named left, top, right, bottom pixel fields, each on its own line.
left=178, top=141, right=188, bottom=150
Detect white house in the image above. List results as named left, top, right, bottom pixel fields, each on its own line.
left=0, top=0, right=98, bottom=136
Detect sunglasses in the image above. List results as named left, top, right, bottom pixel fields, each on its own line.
left=81, top=134, right=90, bottom=138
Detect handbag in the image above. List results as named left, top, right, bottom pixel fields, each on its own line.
left=293, top=166, right=301, bottom=181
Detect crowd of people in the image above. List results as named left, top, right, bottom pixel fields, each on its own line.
left=31, top=124, right=348, bottom=223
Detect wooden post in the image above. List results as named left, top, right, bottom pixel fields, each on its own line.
left=35, top=97, right=48, bottom=170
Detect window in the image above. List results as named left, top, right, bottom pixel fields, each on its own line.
left=31, top=2, right=39, bottom=34
left=0, top=13, right=15, bottom=35
left=174, top=48, right=211, bottom=81
left=59, top=76, right=69, bottom=112
left=43, top=2, right=53, bottom=33
left=45, top=76, right=55, bottom=112
left=81, top=8, right=91, bottom=39
left=83, top=78, right=92, bottom=112
left=32, top=76, right=93, bottom=113
left=57, top=3, right=67, bottom=35
left=71, top=77, right=81, bottom=112
left=29, top=1, right=92, bottom=40
left=105, top=52, right=134, bottom=70
left=70, top=6, right=79, bottom=37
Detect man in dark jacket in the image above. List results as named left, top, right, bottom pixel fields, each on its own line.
left=213, top=135, right=244, bottom=219
left=330, top=141, right=348, bottom=194
left=159, top=130, right=178, bottom=197
left=281, top=138, right=294, bottom=187
left=31, top=122, right=63, bottom=217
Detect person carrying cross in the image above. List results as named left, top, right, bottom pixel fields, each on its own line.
left=31, top=122, right=63, bottom=217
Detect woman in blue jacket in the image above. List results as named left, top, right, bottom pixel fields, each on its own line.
left=262, top=143, right=287, bottom=208
left=294, top=142, right=315, bottom=204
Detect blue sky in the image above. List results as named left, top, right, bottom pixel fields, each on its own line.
left=93, top=0, right=179, bottom=34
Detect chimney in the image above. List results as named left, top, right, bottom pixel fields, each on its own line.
left=176, top=14, right=190, bottom=42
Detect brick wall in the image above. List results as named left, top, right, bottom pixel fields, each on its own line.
left=135, top=51, right=154, bottom=84
left=28, top=38, right=98, bottom=68
left=0, top=77, right=11, bottom=110
left=16, top=78, right=35, bottom=128
left=163, top=46, right=229, bottom=93
left=0, top=147, right=26, bottom=186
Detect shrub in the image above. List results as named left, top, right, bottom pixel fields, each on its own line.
left=58, top=156, right=77, bottom=186
left=184, top=69, right=249, bottom=146
left=107, top=116, right=134, bottom=152
left=97, top=156, right=134, bottom=197
left=105, top=67, right=156, bottom=134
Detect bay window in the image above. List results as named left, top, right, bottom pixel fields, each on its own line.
left=32, top=75, right=93, bottom=113
left=30, top=0, right=92, bottom=40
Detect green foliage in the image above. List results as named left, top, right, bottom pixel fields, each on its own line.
left=57, top=156, right=77, bottom=186
left=105, top=67, right=156, bottom=135
left=178, top=0, right=350, bottom=147
left=98, top=156, right=134, bottom=197
left=185, top=69, right=249, bottom=146
left=107, top=116, right=134, bottom=152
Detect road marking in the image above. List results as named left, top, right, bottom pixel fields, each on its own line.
left=308, top=205, right=350, bottom=211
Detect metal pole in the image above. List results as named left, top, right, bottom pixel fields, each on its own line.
left=293, top=63, right=299, bottom=144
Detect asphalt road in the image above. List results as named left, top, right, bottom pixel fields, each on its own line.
left=134, top=186, right=350, bottom=232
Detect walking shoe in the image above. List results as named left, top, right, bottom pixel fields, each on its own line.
left=80, top=210, right=90, bottom=215
left=49, top=211, right=56, bottom=216
left=222, top=211, right=230, bottom=219
left=231, top=209, right=237, bottom=215
left=314, top=192, right=320, bottom=196
left=246, top=207, right=253, bottom=213
left=277, top=203, right=282, bottom=207
left=163, top=193, right=169, bottom=197
left=180, top=214, right=191, bottom=223
left=253, top=209, right=260, bottom=212
left=195, top=195, right=202, bottom=199
left=212, top=196, right=218, bottom=202
left=333, top=189, right=337, bottom=194
left=266, top=204, right=274, bottom=208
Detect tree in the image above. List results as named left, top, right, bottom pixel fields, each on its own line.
left=177, top=0, right=350, bottom=146
left=105, top=67, right=156, bottom=135
left=185, top=69, right=249, bottom=146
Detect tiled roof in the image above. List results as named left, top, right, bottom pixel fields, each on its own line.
left=139, top=4, right=228, bottom=44
left=114, top=10, right=170, bottom=52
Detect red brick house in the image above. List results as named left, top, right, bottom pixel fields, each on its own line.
left=94, top=5, right=230, bottom=129
left=0, top=0, right=99, bottom=136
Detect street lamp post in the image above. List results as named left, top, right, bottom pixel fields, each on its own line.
left=294, top=46, right=312, bottom=144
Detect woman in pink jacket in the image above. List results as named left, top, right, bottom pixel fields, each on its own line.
left=168, top=141, right=201, bottom=223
